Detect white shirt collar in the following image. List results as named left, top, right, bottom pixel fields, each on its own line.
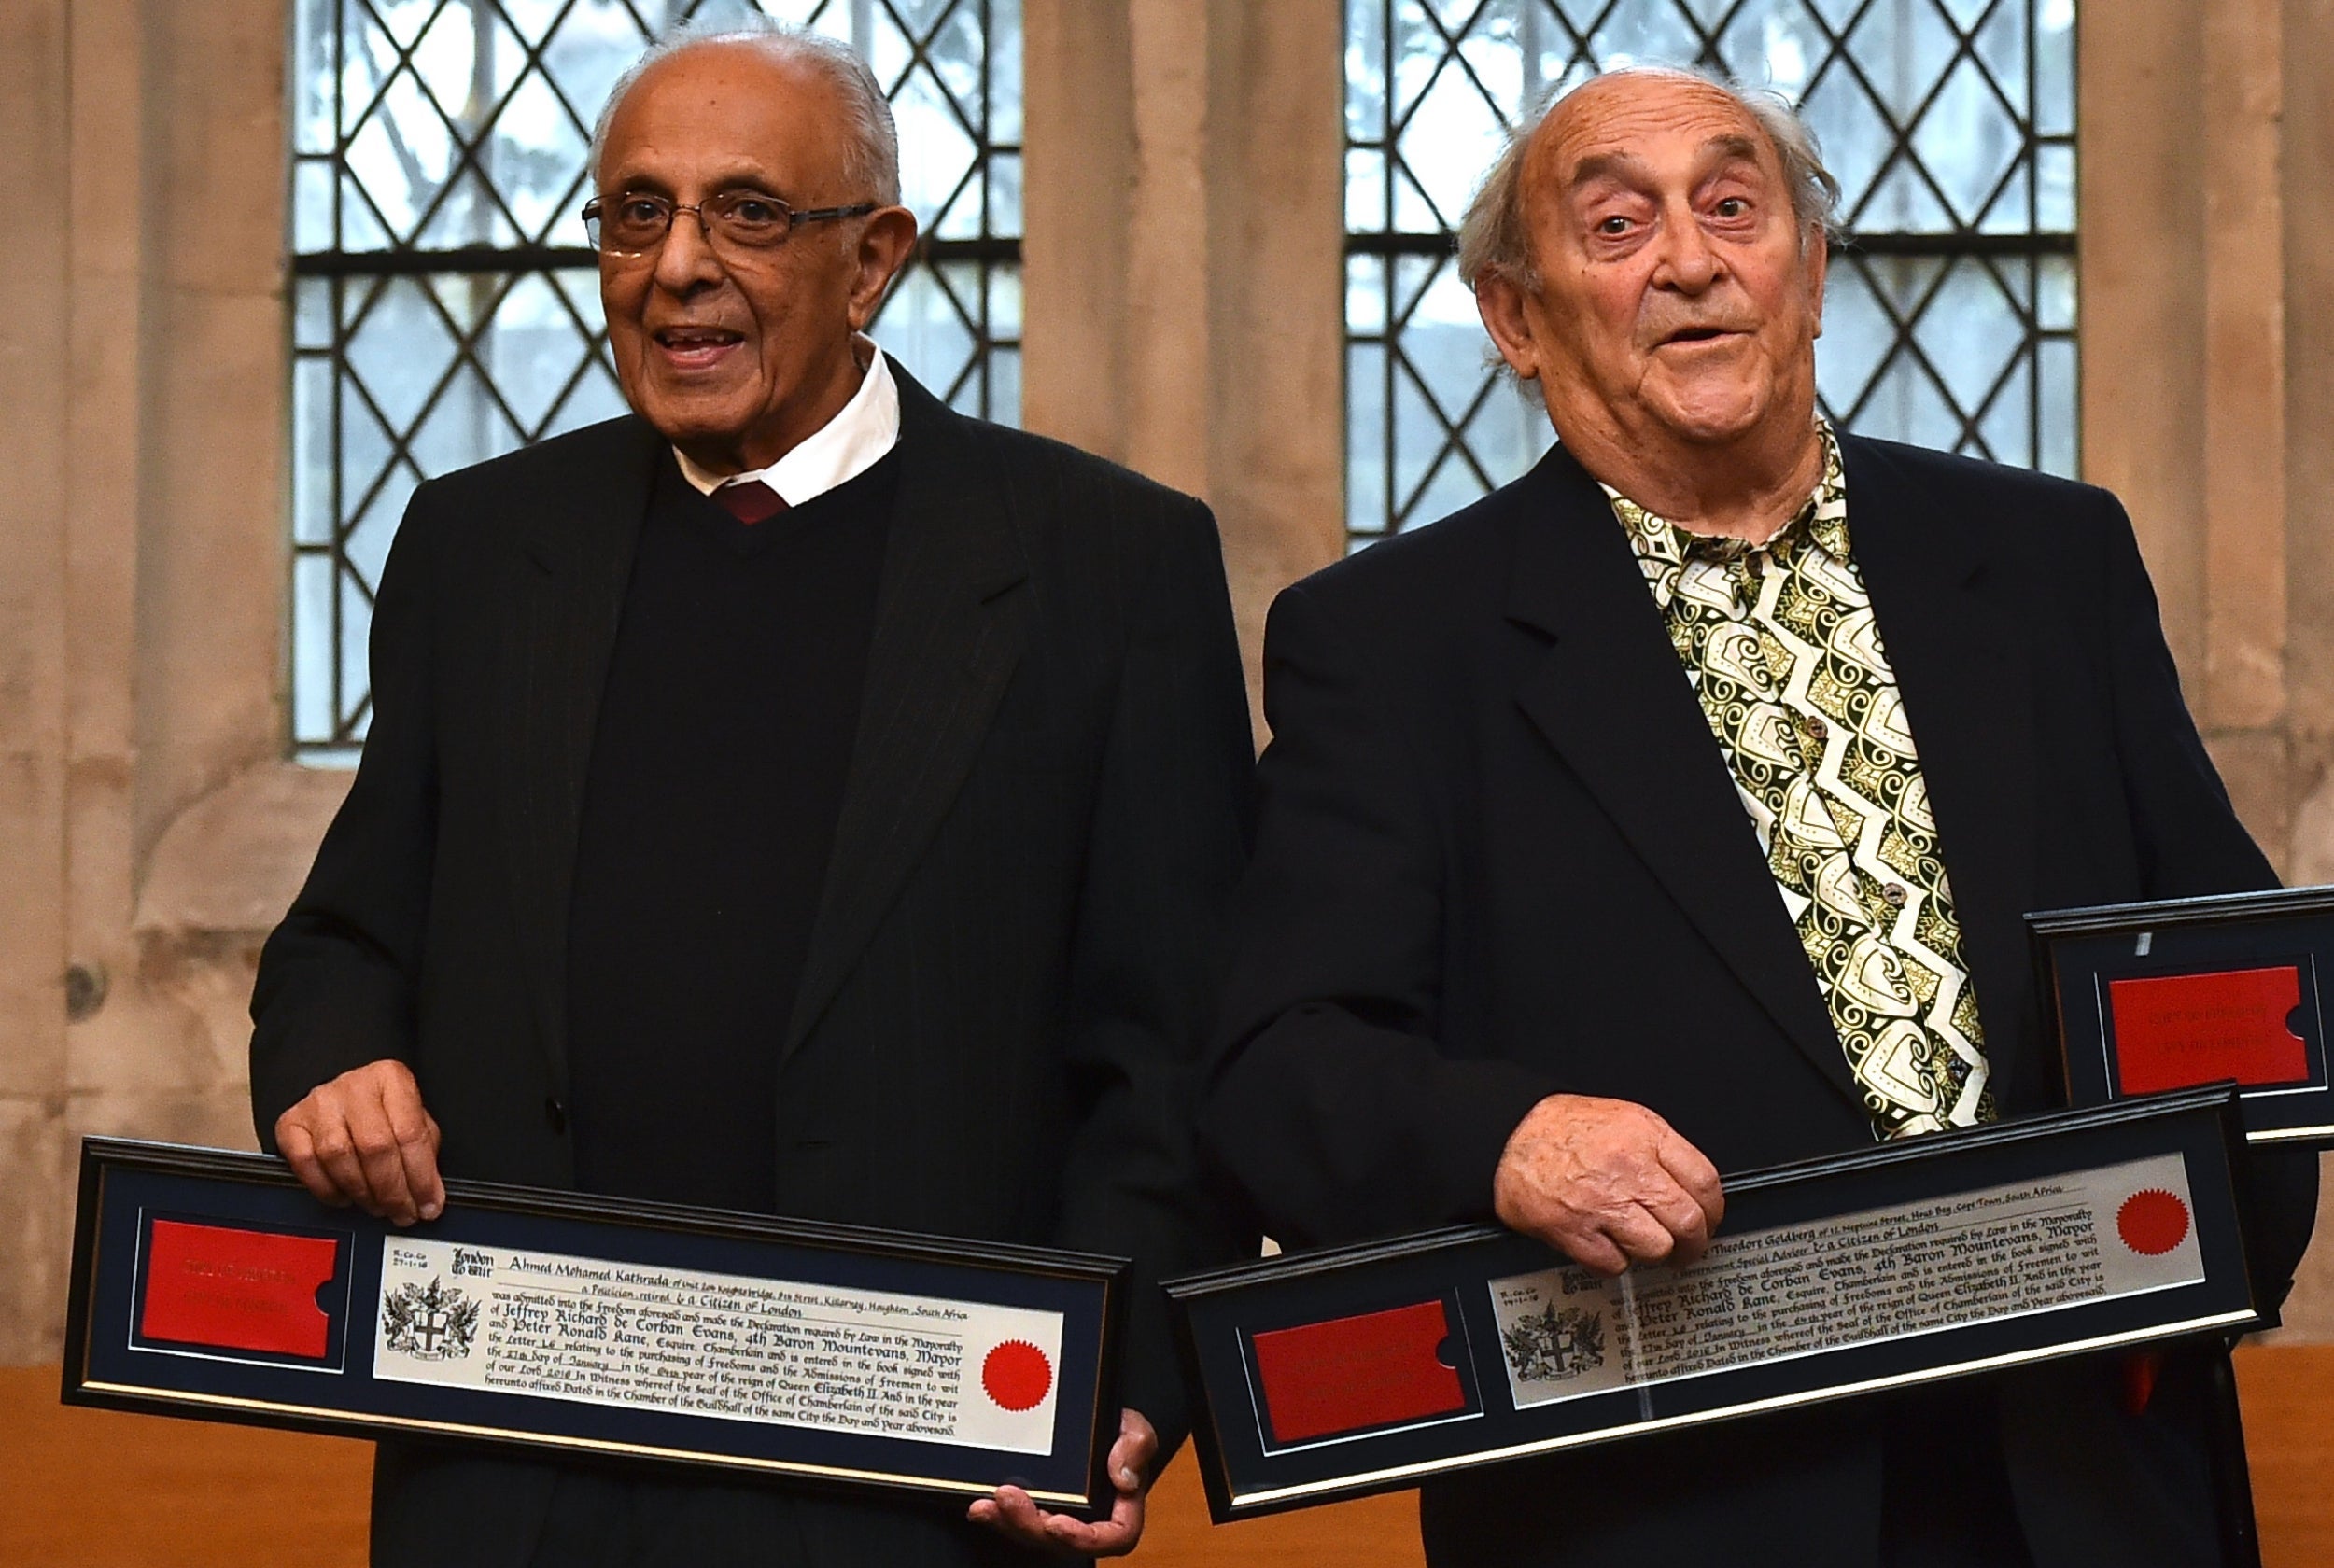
left=673, top=341, right=901, bottom=507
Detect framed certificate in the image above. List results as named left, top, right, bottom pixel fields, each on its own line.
left=62, top=1138, right=1129, bottom=1515
left=1165, top=1086, right=2257, bottom=1522
left=2030, top=884, right=2334, bottom=1145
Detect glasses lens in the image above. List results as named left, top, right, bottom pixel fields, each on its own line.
left=707, top=191, right=793, bottom=249
left=595, top=194, right=672, bottom=254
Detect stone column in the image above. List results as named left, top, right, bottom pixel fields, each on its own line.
left=2275, top=0, right=2334, bottom=1343
left=0, top=0, right=77, bottom=1367
left=0, top=0, right=293, bottom=1364
left=1023, top=0, right=1347, bottom=742
left=2082, top=0, right=2285, bottom=847
left=2283, top=0, right=2334, bottom=883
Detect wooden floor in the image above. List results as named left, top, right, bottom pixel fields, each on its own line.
left=3, top=1347, right=2327, bottom=1565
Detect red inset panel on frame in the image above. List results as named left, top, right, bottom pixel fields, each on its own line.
left=2109, top=966, right=2313, bottom=1095
left=1250, top=1300, right=1466, bottom=1446
left=138, top=1220, right=340, bottom=1360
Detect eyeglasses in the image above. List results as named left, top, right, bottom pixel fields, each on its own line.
left=581, top=189, right=879, bottom=258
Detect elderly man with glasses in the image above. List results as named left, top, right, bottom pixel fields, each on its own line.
left=1204, top=66, right=2317, bottom=1568
left=250, top=20, right=1253, bottom=1566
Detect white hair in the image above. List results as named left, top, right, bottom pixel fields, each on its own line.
left=586, top=16, right=901, bottom=206
left=1456, top=64, right=1842, bottom=292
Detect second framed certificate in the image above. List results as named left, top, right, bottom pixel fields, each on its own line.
left=1165, top=1087, right=2257, bottom=1521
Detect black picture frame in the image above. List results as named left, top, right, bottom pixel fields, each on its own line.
left=2030, top=885, right=2334, bottom=1146
left=1165, top=1087, right=2257, bottom=1522
left=62, top=1138, right=1128, bottom=1517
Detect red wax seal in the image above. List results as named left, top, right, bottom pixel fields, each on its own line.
left=981, top=1340, right=1053, bottom=1412
left=2117, top=1189, right=2191, bottom=1256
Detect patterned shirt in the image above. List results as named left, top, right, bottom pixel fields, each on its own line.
left=1604, top=427, right=1995, bottom=1139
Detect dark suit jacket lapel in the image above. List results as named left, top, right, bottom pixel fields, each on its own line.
left=1505, top=444, right=1863, bottom=1110
left=1839, top=437, right=2042, bottom=1107
left=499, top=416, right=666, bottom=1092
left=783, top=370, right=1033, bottom=1057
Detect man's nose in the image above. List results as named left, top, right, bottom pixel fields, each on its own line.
left=652, top=206, right=726, bottom=292
left=1652, top=209, right=1722, bottom=292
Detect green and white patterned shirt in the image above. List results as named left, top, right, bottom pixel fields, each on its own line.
left=1605, top=426, right=1995, bottom=1139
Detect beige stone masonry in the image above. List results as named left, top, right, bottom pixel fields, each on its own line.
left=1024, top=0, right=1347, bottom=744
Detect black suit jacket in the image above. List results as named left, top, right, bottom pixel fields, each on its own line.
left=251, top=371, right=1257, bottom=1564
left=1204, top=434, right=2317, bottom=1568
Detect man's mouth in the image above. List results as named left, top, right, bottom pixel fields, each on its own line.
left=651, top=326, right=746, bottom=369
left=1657, top=325, right=1742, bottom=347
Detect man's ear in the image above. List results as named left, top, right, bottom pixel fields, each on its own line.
left=1804, top=227, right=1829, bottom=342
left=848, top=206, right=921, bottom=329
left=1475, top=271, right=1543, bottom=383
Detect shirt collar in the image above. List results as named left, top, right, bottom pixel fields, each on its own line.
left=673, top=339, right=902, bottom=507
left=1605, top=422, right=1849, bottom=577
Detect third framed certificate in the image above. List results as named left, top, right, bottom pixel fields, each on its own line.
left=2031, top=884, right=2334, bottom=1145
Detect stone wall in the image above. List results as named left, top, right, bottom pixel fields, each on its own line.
left=1, top=0, right=314, bottom=1367
left=2, top=0, right=2331, bottom=1361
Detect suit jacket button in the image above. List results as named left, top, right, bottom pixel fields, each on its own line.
left=545, top=1096, right=569, bottom=1134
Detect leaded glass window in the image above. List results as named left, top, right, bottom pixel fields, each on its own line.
left=289, top=0, right=1021, bottom=759
left=1346, top=0, right=2077, bottom=545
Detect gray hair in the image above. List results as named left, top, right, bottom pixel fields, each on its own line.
left=1456, top=65, right=1841, bottom=292
left=586, top=16, right=901, bottom=206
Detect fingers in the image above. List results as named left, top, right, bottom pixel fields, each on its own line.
left=1065, top=1491, right=1145, bottom=1558
left=274, top=1119, right=348, bottom=1210
left=1494, top=1095, right=1728, bottom=1273
left=307, top=1110, right=378, bottom=1216
left=387, top=1093, right=444, bottom=1224
left=1655, top=1129, right=1726, bottom=1233
left=1603, top=1199, right=1687, bottom=1267
left=968, top=1485, right=1145, bottom=1558
left=1109, top=1409, right=1158, bottom=1492
left=966, top=1486, right=1041, bottom=1536
left=1565, top=1193, right=1704, bottom=1275
left=275, top=1061, right=443, bottom=1225
left=968, top=1409, right=1155, bottom=1558
left=1640, top=1182, right=1713, bottom=1261
left=344, top=1088, right=418, bottom=1225
left=1562, top=1227, right=1631, bottom=1277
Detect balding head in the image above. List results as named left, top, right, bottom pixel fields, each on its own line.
left=590, top=21, right=900, bottom=206
left=1460, top=68, right=1838, bottom=293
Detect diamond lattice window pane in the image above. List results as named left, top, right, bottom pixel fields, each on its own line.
left=290, top=0, right=1022, bottom=755
left=1345, top=0, right=2078, bottom=548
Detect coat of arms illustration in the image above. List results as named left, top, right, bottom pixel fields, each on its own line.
left=381, top=1276, right=480, bottom=1361
left=1500, top=1301, right=1606, bottom=1383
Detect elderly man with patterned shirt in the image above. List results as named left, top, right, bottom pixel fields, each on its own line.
left=1202, top=66, right=2317, bottom=1568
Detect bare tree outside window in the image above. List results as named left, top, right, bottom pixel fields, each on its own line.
left=289, top=0, right=1022, bottom=759
left=1345, top=0, right=2077, bottom=547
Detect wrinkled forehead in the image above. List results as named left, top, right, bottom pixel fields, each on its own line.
left=599, top=41, right=848, bottom=186
left=1526, top=73, right=1780, bottom=200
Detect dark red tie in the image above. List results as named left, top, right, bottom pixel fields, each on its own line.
left=712, top=478, right=788, bottom=524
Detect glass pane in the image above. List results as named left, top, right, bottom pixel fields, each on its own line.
left=1344, top=0, right=2079, bottom=547
left=290, top=0, right=1023, bottom=757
